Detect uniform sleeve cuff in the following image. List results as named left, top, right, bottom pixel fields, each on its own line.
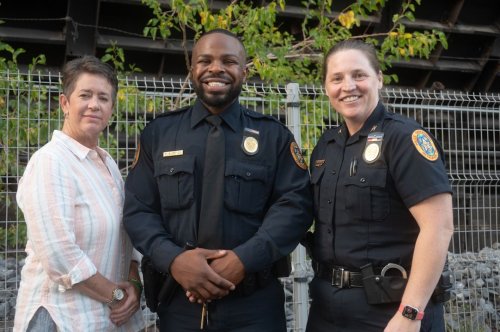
left=151, top=242, right=184, bottom=274
left=233, top=242, right=268, bottom=274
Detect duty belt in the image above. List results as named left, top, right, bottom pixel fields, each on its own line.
left=314, top=263, right=363, bottom=288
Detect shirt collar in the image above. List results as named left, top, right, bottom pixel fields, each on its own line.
left=52, top=130, right=108, bottom=161
left=323, top=101, right=386, bottom=144
left=356, top=101, right=386, bottom=137
left=190, top=99, right=241, bottom=132
left=323, top=124, right=346, bottom=144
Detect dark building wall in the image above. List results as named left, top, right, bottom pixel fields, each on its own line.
left=0, top=0, right=499, bottom=92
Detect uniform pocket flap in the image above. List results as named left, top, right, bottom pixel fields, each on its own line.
left=155, top=155, right=196, bottom=177
left=310, top=166, right=325, bottom=185
left=225, top=159, right=268, bottom=183
left=344, top=167, right=386, bottom=188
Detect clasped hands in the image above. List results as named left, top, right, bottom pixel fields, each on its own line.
left=109, top=281, right=141, bottom=326
left=170, top=248, right=245, bottom=303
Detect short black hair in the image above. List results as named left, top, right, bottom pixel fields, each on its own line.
left=197, top=28, right=247, bottom=57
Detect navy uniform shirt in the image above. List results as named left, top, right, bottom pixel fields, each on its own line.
left=310, top=102, right=452, bottom=270
left=123, top=99, right=313, bottom=275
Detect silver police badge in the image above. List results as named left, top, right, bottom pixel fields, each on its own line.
left=243, top=136, right=258, bottom=154
left=362, top=132, right=384, bottom=164
left=241, top=128, right=260, bottom=155
left=363, top=143, right=380, bottom=163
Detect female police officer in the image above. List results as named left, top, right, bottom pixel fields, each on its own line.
left=306, top=40, right=453, bottom=331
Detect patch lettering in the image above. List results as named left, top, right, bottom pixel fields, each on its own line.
left=290, top=141, right=307, bottom=170
left=412, top=129, right=439, bottom=161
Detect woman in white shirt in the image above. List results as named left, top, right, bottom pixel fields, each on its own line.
left=14, top=56, right=144, bottom=332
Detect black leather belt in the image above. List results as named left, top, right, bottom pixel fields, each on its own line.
left=314, top=263, right=364, bottom=288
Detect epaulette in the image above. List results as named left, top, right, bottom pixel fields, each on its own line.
left=155, top=105, right=191, bottom=119
left=241, top=106, right=287, bottom=128
left=321, top=124, right=342, bottom=142
left=385, top=111, right=406, bottom=124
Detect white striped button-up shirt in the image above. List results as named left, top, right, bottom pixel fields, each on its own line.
left=14, top=130, right=144, bottom=332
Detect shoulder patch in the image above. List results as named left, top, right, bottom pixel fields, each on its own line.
left=131, top=142, right=141, bottom=169
left=290, top=141, right=308, bottom=170
left=411, top=129, right=439, bottom=161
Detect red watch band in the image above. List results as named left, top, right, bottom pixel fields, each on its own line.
left=399, top=304, right=425, bottom=320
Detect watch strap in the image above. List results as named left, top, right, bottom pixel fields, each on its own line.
left=106, top=293, right=115, bottom=306
left=107, top=287, right=125, bottom=306
left=399, top=304, right=424, bottom=320
left=129, top=278, right=143, bottom=294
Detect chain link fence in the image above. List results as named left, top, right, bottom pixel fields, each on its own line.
left=1, top=71, right=499, bottom=331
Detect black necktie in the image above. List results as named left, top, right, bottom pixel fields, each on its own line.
left=198, top=114, right=225, bottom=248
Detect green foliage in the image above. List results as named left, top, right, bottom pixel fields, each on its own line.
left=140, top=0, right=447, bottom=85
left=0, top=36, right=49, bottom=251
left=139, top=0, right=447, bottom=151
left=101, top=41, right=142, bottom=76
left=0, top=44, right=49, bottom=176
left=0, top=223, right=27, bottom=252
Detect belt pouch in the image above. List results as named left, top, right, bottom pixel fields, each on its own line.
left=360, top=263, right=407, bottom=304
left=141, top=256, right=167, bottom=312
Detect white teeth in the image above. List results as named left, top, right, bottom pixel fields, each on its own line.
left=207, top=82, right=226, bottom=87
left=343, top=96, right=359, bottom=102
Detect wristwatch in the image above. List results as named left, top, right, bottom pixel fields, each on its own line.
left=107, top=287, right=125, bottom=306
left=399, top=304, right=424, bottom=320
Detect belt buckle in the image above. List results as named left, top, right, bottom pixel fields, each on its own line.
left=332, top=267, right=350, bottom=288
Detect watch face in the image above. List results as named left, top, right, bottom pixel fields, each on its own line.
left=402, top=305, right=418, bottom=320
left=113, top=288, right=125, bottom=301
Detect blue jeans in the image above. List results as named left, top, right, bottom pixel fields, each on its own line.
left=27, top=307, right=57, bottom=332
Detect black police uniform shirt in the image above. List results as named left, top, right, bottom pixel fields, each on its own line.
left=310, top=101, right=452, bottom=271
left=123, top=99, right=313, bottom=275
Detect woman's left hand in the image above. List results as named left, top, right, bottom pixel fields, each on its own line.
left=109, top=281, right=140, bottom=326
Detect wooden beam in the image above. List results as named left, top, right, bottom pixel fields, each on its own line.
left=474, top=61, right=500, bottom=92
left=96, top=34, right=193, bottom=54
left=402, top=19, right=500, bottom=37
left=392, top=58, right=481, bottom=72
left=65, top=0, right=100, bottom=58
left=0, top=27, right=65, bottom=44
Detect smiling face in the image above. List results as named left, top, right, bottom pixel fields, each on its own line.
left=60, top=73, right=114, bottom=148
left=190, top=32, right=247, bottom=114
left=324, top=48, right=383, bottom=135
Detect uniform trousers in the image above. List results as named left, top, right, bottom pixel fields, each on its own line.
left=157, top=278, right=286, bottom=332
left=306, top=276, right=445, bottom=332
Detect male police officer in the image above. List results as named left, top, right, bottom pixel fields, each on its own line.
left=123, top=29, right=312, bottom=331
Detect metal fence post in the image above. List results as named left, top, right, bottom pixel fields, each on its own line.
left=286, top=83, right=309, bottom=332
